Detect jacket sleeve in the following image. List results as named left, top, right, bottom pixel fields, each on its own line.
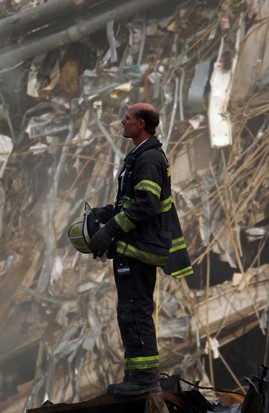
left=105, top=151, right=165, bottom=236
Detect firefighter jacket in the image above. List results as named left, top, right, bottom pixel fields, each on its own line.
left=105, top=136, right=194, bottom=280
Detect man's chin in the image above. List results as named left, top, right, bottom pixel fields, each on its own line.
left=122, top=133, right=131, bottom=139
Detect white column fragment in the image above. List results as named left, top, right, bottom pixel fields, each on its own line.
left=208, top=14, right=244, bottom=148
left=0, top=135, right=13, bottom=178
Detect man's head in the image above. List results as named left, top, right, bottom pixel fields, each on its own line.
left=121, top=103, right=159, bottom=146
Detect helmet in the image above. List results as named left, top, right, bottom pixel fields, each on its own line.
left=68, top=202, right=100, bottom=253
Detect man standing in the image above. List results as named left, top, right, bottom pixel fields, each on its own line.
left=88, top=103, right=193, bottom=396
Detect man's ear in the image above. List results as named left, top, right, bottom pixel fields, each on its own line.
left=138, top=118, right=145, bottom=129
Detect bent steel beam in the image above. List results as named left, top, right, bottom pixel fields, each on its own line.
left=0, top=0, right=167, bottom=72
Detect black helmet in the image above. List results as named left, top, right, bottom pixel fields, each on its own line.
left=68, top=202, right=100, bottom=253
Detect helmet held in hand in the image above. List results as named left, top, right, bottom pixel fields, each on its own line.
left=68, top=202, right=100, bottom=253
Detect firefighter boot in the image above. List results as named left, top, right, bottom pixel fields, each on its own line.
left=107, top=368, right=161, bottom=396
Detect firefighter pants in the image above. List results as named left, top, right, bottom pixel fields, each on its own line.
left=113, top=254, right=159, bottom=383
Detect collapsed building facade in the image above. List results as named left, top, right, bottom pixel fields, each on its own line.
left=0, top=0, right=269, bottom=412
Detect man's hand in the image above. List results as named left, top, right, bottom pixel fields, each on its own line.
left=88, top=226, right=113, bottom=257
left=91, top=205, right=113, bottom=224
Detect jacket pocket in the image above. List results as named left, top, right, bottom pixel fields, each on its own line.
left=136, top=229, right=171, bottom=249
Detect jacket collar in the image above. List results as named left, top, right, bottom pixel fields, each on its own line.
left=124, top=136, right=162, bottom=162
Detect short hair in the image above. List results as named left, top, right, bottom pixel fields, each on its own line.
left=134, top=109, right=159, bottom=135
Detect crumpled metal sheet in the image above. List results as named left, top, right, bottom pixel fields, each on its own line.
left=188, top=59, right=212, bottom=114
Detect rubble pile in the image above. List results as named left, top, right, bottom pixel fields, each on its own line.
left=0, top=0, right=269, bottom=412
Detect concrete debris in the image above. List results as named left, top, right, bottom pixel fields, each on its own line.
left=0, top=0, right=269, bottom=412
left=0, top=134, right=13, bottom=178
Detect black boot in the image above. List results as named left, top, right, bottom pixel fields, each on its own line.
left=107, top=380, right=161, bottom=395
left=106, top=370, right=129, bottom=394
left=107, top=368, right=161, bottom=396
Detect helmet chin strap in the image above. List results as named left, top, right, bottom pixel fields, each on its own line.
left=83, top=202, right=101, bottom=249
left=83, top=202, right=93, bottom=246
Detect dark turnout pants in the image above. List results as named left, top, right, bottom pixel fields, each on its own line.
left=113, top=254, right=159, bottom=384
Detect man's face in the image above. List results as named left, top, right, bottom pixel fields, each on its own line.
left=121, top=107, right=142, bottom=139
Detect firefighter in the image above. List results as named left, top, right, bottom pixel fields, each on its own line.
left=88, top=102, right=194, bottom=396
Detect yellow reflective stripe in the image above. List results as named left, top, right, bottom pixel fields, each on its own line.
left=134, top=179, right=161, bottom=198
left=160, top=196, right=172, bottom=213
left=116, top=241, right=166, bottom=266
left=115, top=211, right=136, bottom=233
left=73, top=238, right=86, bottom=247
left=125, top=355, right=159, bottom=370
left=126, top=355, right=159, bottom=363
left=171, top=266, right=194, bottom=279
left=167, top=167, right=171, bottom=177
left=125, top=362, right=159, bottom=370
left=72, top=226, right=81, bottom=236
left=121, top=196, right=134, bottom=209
left=122, top=195, right=171, bottom=212
left=169, top=237, right=186, bottom=253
